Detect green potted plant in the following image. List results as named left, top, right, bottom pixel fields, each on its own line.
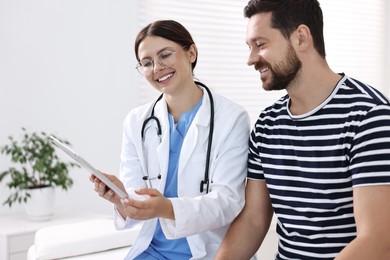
left=0, top=127, right=79, bottom=220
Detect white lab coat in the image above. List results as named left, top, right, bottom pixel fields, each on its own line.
left=114, top=87, right=250, bottom=259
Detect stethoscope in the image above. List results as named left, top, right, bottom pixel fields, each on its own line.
left=141, top=81, right=214, bottom=193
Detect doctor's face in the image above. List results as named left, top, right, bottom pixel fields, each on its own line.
left=246, top=12, right=302, bottom=91
left=136, top=36, right=196, bottom=95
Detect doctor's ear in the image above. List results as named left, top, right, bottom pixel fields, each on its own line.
left=188, top=44, right=197, bottom=63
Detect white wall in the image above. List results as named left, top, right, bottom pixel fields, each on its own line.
left=320, top=0, right=386, bottom=94
left=0, top=0, right=138, bottom=215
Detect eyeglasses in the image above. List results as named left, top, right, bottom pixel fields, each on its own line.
left=136, top=46, right=187, bottom=76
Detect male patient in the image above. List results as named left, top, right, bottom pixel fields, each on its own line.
left=216, top=0, right=390, bottom=259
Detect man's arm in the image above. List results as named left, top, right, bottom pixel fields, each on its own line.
left=215, top=179, right=273, bottom=260
left=335, top=185, right=390, bottom=259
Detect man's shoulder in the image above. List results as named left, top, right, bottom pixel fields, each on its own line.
left=340, top=75, right=390, bottom=106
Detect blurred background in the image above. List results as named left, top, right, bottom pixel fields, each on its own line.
left=0, top=0, right=389, bottom=216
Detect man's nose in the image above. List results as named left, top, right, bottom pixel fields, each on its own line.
left=247, top=50, right=259, bottom=67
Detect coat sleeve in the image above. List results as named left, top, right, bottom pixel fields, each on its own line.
left=160, top=97, right=250, bottom=238
left=114, top=107, right=149, bottom=230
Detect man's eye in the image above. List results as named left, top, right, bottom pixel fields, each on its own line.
left=256, top=42, right=265, bottom=48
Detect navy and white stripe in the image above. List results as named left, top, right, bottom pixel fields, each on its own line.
left=248, top=74, right=390, bottom=259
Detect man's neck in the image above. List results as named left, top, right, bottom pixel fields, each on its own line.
left=287, top=64, right=342, bottom=115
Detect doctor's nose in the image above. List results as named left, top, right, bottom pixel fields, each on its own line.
left=153, top=60, right=165, bottom=73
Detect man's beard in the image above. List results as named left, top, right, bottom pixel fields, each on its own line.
left=258, top=44, right=302, bottom=91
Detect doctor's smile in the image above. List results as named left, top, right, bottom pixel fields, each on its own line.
left=156, top=73, right=173, bottom=83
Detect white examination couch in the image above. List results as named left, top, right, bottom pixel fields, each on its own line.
left=27, top=218, right=278, bottom=259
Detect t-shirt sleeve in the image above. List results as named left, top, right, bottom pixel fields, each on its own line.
left=247, top=127, right=265, bottom=180
left=350, top=104, right=390, bottom=187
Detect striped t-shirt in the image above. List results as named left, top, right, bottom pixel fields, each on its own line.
left=248, top=74, right=390, bottom=259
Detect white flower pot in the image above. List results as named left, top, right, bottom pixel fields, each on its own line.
left=25, top=186, right=55, bottom=221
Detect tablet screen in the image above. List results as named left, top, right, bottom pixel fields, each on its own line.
left=50, top=136, right=128, bottom=199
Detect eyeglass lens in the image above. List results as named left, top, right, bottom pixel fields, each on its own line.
left=136, top=50, right=177, bottom=76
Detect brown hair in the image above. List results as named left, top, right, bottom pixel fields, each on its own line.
left=134, top=20, right=198, bottom=71
left=244, top=0, right=326, bottom=58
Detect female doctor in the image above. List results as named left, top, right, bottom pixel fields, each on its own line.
left=91, top=20, right=250, bottom=259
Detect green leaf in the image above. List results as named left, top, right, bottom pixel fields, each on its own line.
left=0, top=127, right=77, bottom=206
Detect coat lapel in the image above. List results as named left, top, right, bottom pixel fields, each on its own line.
left=178, top=88, right=211, bottom=174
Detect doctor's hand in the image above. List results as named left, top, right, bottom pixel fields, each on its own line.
left=120, top=188, right=174, bottom=221
left=89, top=173, right=126, bottom=206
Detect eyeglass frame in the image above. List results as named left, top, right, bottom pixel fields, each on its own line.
left=135, top=45, right=188, bottom=76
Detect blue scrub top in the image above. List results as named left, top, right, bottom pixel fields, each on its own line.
left=136, top=97, right=203, bottom=260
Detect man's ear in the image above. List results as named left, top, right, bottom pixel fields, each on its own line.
left=294, top=24, right=311, bottom=50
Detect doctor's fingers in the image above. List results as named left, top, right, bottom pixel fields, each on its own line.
left=122, top=203, right=156, bottom=220
left=122, top=198, right=163, bottom=219
left=102, top=189, right=114, bottom=200
left=121, top=197, right=149, bottom=209
left=135, top=187, right=161, bottom=196
left=94, top=181, right=117, bottom=203
left=96, top=186, right=120, bottom=204
left=89, top=174, right=95, bottom=183
left=93, top=179, right=106, bottom=194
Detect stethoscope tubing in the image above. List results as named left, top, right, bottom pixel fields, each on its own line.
left=200, top=83, right=214, bottom=193
left=140, top=81, right=214, bottom=193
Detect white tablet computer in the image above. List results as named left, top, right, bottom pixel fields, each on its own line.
left=50, top=136, right=128, bottom=199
